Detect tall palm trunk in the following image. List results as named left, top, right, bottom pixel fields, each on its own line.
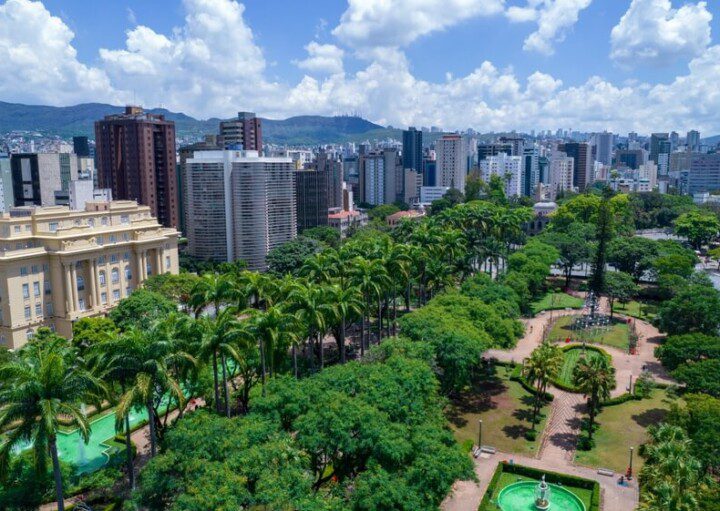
left=125, top=412, right=134, bottom=489
left=377, top=295, right=382, bottom=344
left=49, top=437, right=65, bottom=511
left=147, top=400, right=157, bottom=456
left=340, top=316, right=346, bottom=363
left=212, top=351, right=221, bottom=414
left=405, top=283, right=411, bottom=312
left=221, top=353, right=230, bottom=417
left=292, top=344, right=298, bottom=378
left=318, top=332, right=324, bottom=369
left=259, top=338, right=267, bottom=396
left=392, top=289, right=398, bottom=336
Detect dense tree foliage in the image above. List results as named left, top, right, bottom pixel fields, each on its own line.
left=655, top=334, right=720, bottom=371
left=673, top=211, right=720, bottom=250
left=108, top=289, right=177, bottom=331
left=302, top=226, right=341, bottom=248
left=266, top=236, right=322, bottom=277
left=655, top=282, right=720, bottom=335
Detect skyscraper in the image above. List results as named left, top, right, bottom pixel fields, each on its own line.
left=550, top=153, right=575, bottom=195
left=523, top=146, right=540, bottom=196
left=687, top=130, right=701, bottom=153
left=688, top=154, right=720, bottom=194
left=95, top=106, right=179, bottom=228
left=479, top=153, right=523, bottom=197
left=558, top=142, right=593, bottom=190
left=435, top=134, right=468, bottom=192
left=10, top=153, right=78, bottom=207
left=219, top=112, right=262, bottom=151
left=295, top=168, right=329, bottom=231
left=594, top=131, right=614, bottom=166
left=317, top=151, right=343, bottom=209
left=184, top=150, right=296, bottom=270
left=402, top=127, right=423, bottom=172
left=477, top=143, right=512, bottom=163
left=72, top=136, right=90, bottom=157
left=649, top=133, right=671, bottom=176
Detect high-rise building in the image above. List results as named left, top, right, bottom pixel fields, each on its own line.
left=550, top=153, right=575, bottom=196
left=615, top=149, right=647, bottom=170
left=361, top=152, right=386, bottom=206
left=523, top=146, right=539, bottom=196
left=10, top=153, right=79, bottom=207
left=477, top=143, right=512, bottom=162
left=423, top=157, right=437, bottom=187
left=594, top=131, right=614, bottom=166
left=295, top=168, right=329, bottom=232
left=184, top=150, right=296, bottom=270
left=435, top=134, right=468, bottom=192
left=0, top=200, right=179, bottom=349
left=0, top=154, right=13, bottom=212
left=95, top=106, right=179, bottom=228
left=649, top=133, right=671, bottom=176
left=317, top=151, right=343, bottom=209
left=402, top=127, right=423, bottom=172
left=479, top=153, right=523, bottom=197
left=688, top=154, right=720, bottom=194
left=558, top=142, right=593, bottom=190
left=686, top=130, right=701, bottom=153
left=72, top=136, right=90, bottom=157
left=219, top=112, right=262, bottom=151
left=499, top=136, right=525, bottom=156
left=538, top=156, right=550, bottom=185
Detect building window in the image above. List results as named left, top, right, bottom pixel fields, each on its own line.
left=42, top=263, right=49, bottom=272
left=44, top=282, right=52, bottom=294
left=97, top=236, right=104, bottom=245
left=126, top=286, right=132, bottom=297
left=101, top=217, right=108, bottom=226
left=14, top=225, right=20, bottom=233
left=22, top=283, right=29, bottom=299
left=125, top=265, right=132, bottom=280
left=78, top=298, right=86, bottom=311
left=20, top=267, right=28, bottom=276
left=110, top=235, right=116, bottom=243
left=46, top=303, right=54, bottom=315
left=49, top=222, right=59, bottom=232
left=121, top=214, right=129, bottom=224
left=33, top=282, right=40, bottom=297
left=111, top=268, right=119, bottom=284
left=98, top=255, right=106, bottom=264
left=31, top=265, right=39, bottom=274
left=77, top=275, right=85, bottom=291
left=123, top=233, right=129, bottom=242
left=101, top=292, right=107, bottom=304
left=88, top=218, right=95, bottom=227
left=146, top=262, right=152, bottom=277
left=165, top=255, right=171, bottom=270
left=35, top=303, right=42, bottom=317
left=26, top=329, right=34, bottom=340
left=110, top=254, right=118, bottom=263
left=24, top=306, right=31, bottom=320
left=25, top=225, right=31, bottom=232
left=113, top=289, right=120, bottom=301
left=123, top=252, right=130, bottom=261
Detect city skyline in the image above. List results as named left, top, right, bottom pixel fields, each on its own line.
left=0, top=0, right=719, bottom=134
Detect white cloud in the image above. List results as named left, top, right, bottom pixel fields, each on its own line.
left=332, top=0, right=505, bottom=49
left=293, top=42, right=344, bottom=75
left=610, top=0, right=712, bottom=66
left=0, top=0, right=118, bottom=105
left=507, top=0, right=592, bottom=55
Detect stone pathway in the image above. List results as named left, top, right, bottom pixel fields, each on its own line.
left=538, top=389, right=585, bottom=463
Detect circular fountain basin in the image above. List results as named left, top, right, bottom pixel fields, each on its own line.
left=496, top=481, right=586, bottom=511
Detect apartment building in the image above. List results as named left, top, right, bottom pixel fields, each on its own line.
left=0, top=200, right=179, bottom=349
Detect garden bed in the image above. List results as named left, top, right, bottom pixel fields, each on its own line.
left=531, top=292, right=584, bottom=315
left=547, top=315, right=630, bottom=350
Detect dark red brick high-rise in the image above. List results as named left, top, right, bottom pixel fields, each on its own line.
left=95, top=106, right=179, bottom=228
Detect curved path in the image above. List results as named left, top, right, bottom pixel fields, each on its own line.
left=443, top=303, right=672, bottom=511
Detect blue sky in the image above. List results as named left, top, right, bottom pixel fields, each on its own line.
left=1, top=0, right=719, bottom=134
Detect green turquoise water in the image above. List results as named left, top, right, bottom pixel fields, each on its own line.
left=496, top=482, right=586, bottom=511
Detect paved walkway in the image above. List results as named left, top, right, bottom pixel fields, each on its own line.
left=443, top=300, right=673, bottom=511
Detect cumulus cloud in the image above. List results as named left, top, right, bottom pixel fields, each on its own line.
left=332, top=0, right=505, bottom=49
left=0, top=0, right=118, bottom=105
left=506, top=0, right=592, bottom=55
left=293, top=42, right=344, bottom=75
left=610, top=0, right=712, bottom=66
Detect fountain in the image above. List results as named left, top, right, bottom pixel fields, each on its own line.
left=534, top=476, right=550, bottom=510
left=495, top=474, right=586, bottom=511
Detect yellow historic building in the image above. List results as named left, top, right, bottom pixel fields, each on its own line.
left=0, top=200, right=179, bottom=349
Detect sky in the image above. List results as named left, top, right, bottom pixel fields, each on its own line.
left=0, top=0, right=719, bottom=135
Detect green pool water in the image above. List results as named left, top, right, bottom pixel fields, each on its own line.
left=14, top=406, right=150, bottom=474
left=496, top=482, right=586, bottom=511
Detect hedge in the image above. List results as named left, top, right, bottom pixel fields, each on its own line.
left=600, top=392, right=641, bottom=407
left=508, top=364, right=555, bottom=402
left=548, top=345, right=612, bottom=394
left=478, top=462, right=600, bottom=511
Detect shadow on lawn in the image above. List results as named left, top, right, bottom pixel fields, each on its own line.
left=446, top=377, right=507, bottom=428
left=632, top=408, right=668, bottom=428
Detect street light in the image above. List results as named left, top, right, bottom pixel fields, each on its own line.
left=627, top=447, right=634, bottom=480
left=478, top=419, right=483, bottom=448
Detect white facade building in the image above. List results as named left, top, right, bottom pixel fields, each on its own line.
left=435, top=135, right=468, bottom=192
left=479, top=153, right=523, bottom=197
left=550, top=153, right=575, bottom=196
left=420, top=186, right=450, bottom=204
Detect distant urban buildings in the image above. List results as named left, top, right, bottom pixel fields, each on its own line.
left=402, top=127, right=423, bottom=173
left=558, top=142, right=593, bottom=190
left=95, top=106, right=179, bottom=229
left=295, top=168, right=329, bottom=232
left=480, top=153, right=523, bottom=197
left=688, top=153, right=720, bottom=195
left=435, top=134, right=468, bottom=192
left=219, top=112, right=263, bottom=151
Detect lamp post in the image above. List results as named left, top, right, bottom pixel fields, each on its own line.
left=628, top=374, right=633, bottom=395
left=627, top=447, right=634, bottom=480
left=478, top=419, right=483, bottom=449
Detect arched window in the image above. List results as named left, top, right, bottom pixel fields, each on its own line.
left=111, top=268, right=120, bottom=284
left=99, top=270, right=106, bottom=286
left=125, top=265, right=132, bottom=281
left=26, top=329, right=34, bottom=340
left=146, top=261, right=152, bottom=277
left=76, top=275, right=85, bottom=291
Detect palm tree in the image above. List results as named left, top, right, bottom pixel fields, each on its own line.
left=249, top=306, right=299, bottom=394
left=198, top=309, right=248, bottom=416
left=115, top=322, right=195, bottom=457
left=287, top=283, right=334, bottom=370
left=234, top=270, right=273, bottom=310
left=327, top=284, right=364, bottom=363
left=523, top=341, right=563, bottom=429
left=189, top=272, right=231, bottom=318
left=424, top=256, right=454, bottom=300
left=350, top=257, right=385, bottom=353
left=0, top=333, right=105, bottom=511
left=382, top=243, right=412, bottom=335
left=573, top=355, right=616, bottom=439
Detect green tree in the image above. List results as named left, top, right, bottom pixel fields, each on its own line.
left=573, top=355, right=615, bottom=439
left=368, top=204, right=401, bottom=221
left=464, top=171, right=486, bottom=202
left=287, top=283, right=334, bottom=370
left=605, top=271, right=639, bottom=318
left=523, top=342, right=563, bottom=429
left=589, top=188, right=614, bottom=297
left=0, top=331, right=104, bottom=511
left=327, top=284, right=363, bottom=364
left=71, top=316, right=118, bottom=356
left=674, top=211, right=720, bottom=250
left=301, top=226, right=341, bottom=248
left=607, top=236, right=658, bottom=281
left=143, top=272, right=202, bottom=309
left=249, top=306, right=300, bottom=393
left=655, top=334, right=720, bottom=371
left=539, top=223, right=593, bottom=287
left=655, top=284, right=720, bottom=335
left=668, top=393, right=720, bottom=472
left=265, top=236, right=321, bottom=277
left=109, top=288, right=176, bottom=331
left=708, top=246, right=720, bottom=269
left=672, top=359, right=720, bottom=397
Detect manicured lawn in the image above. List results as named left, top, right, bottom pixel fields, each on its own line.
left=531, top=292, right=584, bottom=314
left=479, top=463, right=596, bottom=511
left=446, top=366, right=548, bottom=456
left=556, top=347, right=606, bottom=388
left=547, top=315, right=630, bottom=350
left=612, top=300, right=657, bottom=321
left=574, top=389, right=678, bottom=474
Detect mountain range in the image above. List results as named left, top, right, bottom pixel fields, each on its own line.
left=0, top=101, right=397, bottom=145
